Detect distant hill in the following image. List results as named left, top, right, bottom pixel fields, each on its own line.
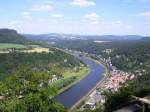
left=140, top=36, right=150, bottom=42
left=23, top=33, right=143, bottom=42
left=92, top=35, right=143, bottom=40
left=0, top=29, right=27, bottom=43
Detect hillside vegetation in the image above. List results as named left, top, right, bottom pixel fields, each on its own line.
left=0, top=29, right=28, bottom=44
left=0, top=48, right=87, bottom=112
left=0, top=43, right=27, bottom=50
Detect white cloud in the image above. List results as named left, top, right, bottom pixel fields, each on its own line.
left=7, top=20, right=23, bottom=28
left=102, top=20, right=133, bottom=30
left=84, top=13, right=100, bottom=24
left=137, top=12, right=150, bottom=17
left=51, top=14, right=63, bottom=18
left=84, top=13, right=99, bottom=20
left=22, top=12, right=32, bottom=20
left=70, top=0, right=95, bottom=7
left=8, top=21, right=21, bottom=26
left=30, top=4, right=53, bottom=12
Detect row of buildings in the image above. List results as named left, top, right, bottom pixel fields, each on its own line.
left=82, top=58, right=136, bottom=110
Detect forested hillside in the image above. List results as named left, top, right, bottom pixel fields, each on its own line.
left=55, top=40, right=137, bottom=55
left=0, top=48, right=85, bottom=112
left=0, top=29, right=28, bottom=44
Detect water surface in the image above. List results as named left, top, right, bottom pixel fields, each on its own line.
left=55, top=56, right=105, bottom=108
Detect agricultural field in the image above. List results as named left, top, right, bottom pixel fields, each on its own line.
left=0, top=43, right=51, bottom=53
left=22, top=47, right=50, bottom=53
left=0, top=43, right=27, bottom=50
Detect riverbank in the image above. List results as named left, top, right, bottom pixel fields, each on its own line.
left=55, top=56, right=106, bottom=109
left=55, top=67, right=90, bottom=96
left=68, top=58, right=109, bottom=112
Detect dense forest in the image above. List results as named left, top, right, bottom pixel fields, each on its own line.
left=0, top=48, right=84, bottom=112
left=55, top=40, right=139, bottom=55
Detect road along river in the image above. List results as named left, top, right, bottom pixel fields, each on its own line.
left=54, top=56, right=106, bottom=109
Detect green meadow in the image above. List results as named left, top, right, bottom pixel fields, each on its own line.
left=0, top=43, right=26, bottom=50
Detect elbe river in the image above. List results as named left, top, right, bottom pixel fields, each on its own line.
left=55, top=56, right=105, bottom=108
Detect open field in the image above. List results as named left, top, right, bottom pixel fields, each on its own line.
left=22, top=47, right=50, bottom=53
left=0, top=43, right=51, bottom=53
left=0, top=43, right=27, bottom=50
left=63, top=67, right=89, bottom=79
left=52, top=67, right=90, bottom=95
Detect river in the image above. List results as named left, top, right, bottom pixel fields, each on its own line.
left=54, top=56, right=105, bottom=108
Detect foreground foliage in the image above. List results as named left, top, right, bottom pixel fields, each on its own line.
left=0, top=49, right=83, bottom=112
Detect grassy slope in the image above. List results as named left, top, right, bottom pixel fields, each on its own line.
left=52, top=67, right=90, bottom=95
left=0, top=43, right=27, bottom=50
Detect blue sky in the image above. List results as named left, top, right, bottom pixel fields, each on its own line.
left=0, top=0, right=150, bottom=35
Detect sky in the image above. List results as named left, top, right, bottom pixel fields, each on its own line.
left=0, top=0, right=150, bottom=35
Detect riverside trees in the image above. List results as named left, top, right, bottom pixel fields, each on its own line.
left=0, top=49, right=83, bottom=111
